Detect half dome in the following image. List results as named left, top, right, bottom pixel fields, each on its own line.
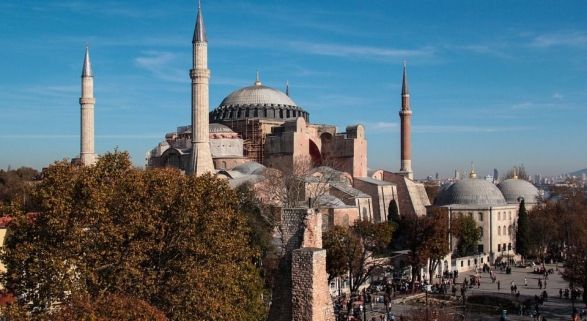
left=435, top=178, right=507, bottom=206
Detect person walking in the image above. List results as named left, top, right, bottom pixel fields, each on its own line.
left=498, top=280, right=501, bottom=291
left=525, top=277, right=528, bottom=286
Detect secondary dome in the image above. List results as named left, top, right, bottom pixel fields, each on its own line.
left=435, top=178, right=507, bottom=206
left=498, top=178, right=539, bottom=204
left=210, top=76, right=309, bottom=122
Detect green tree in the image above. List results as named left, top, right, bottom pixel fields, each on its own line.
left=515, top=199, right=530, bottom=259
left=1, top=151, right=266, bottom=321
left=452, top=215, right=480, bottom=257
left=387, top=199, right=400, bottom=224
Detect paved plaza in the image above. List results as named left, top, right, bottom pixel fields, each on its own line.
left=360, top=263, right=581, bottom=321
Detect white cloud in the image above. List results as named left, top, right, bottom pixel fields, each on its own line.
left=134, top=51, right=184, bottom=83
left=286, top=41, right=435, bottom=61
left=530, top=31, right=587, bottom=48
left=553, top=92, right=564, bottom=100
left=412, top=125, right=532, bottom=134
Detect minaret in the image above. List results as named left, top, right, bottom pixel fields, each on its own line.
left=285, top=80, right=290, bottom=96
left=80, top=47, right=96, bottom=166
left=188, top=1, right=214, bottom=176
left=399, top=62, right=413, bottom=179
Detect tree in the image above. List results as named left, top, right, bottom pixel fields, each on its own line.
left=394, top=214, right=433, bottom=288
left=234, top=182, right=279, bottom=294
left=452, top=215, right=480, bottom=257
left=52, top=293, right=168, bottom=321
left=515, top=199, right=530, bottom=259
left=323, top=221, right=393, bottom=293
left=425, top=209, right=450, bottom=282
left=504, top=165, right=529, bottom=180
left=1, top=151, right=266, bottom=321
left=323, top=226, right=361, bottom=284
left=387, top=199, right=400, bottom=224
left=0, top=166, right=39, bottom=212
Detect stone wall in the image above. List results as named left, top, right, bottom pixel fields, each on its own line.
left=267, top=208, right=335, bottom=321
left=292, top=248, right=335, bottom=321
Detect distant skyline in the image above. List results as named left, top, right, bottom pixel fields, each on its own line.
left=0, top=0, right=585, bottom=178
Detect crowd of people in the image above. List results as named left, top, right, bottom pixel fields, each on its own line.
left=333, top=261, right=585, bottom=321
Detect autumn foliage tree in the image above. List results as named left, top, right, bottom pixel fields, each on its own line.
left=425, top=209, right=450, bottom=281
left=323, top=221, right=393, bottom=293
left=1, top=151, right=266, bottom=321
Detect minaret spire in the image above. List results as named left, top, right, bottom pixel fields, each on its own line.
left=188, top=1, right=214, bottom=176
left=255, top=70, right=261, bottom=86
left=401, top=60, right=409, bottom=96
left=82, top=47, right=92, bottom=77
left=79, top=47, right=96, bottom=166
left=193, top=0, right=207, bottom=43
left=399, top=62, right=413, bottom=179
left=285, top=80, right=289, bottom=96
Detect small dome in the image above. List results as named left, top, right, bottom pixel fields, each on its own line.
left=498, top=178, right=539, bottom=204
left=209, top=123, right=235, bottom=133
left=435, top=178, right=506, bottom=206
left=210, top=80, right=309, bottom=122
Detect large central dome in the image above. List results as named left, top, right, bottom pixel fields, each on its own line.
left=210, top=78, right=309, bottom=122
left=220, top=84, right=297, bottom=107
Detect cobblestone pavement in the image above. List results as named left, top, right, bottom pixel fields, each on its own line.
left=359, top=263, right=581, bottom=321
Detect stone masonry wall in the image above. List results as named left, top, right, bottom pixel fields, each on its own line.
left=292, top=248, right=335, bottom=321
left=267, top=208, right=335, bottom=321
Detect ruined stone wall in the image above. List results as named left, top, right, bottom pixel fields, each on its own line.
left=267, top=208, right=335, bottom=321
left=292, top=248, right=335, bottom=321
left=267, top=208, right=308, bottom=321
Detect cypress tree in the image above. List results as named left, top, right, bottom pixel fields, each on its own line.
left=388, top=199, right=400, bottom=224
left=516, top=199, right=530, bottom=258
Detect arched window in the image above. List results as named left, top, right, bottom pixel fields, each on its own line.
left=509, top=212, right=512, bottom=220
left=479, top=212, right=483, bottom=221
left=508, top=243, right=512, bottom=251
left=508, top=225, right=512, bottom=235
left=498, top=226, right=501, bottom=236
left=497, top=244, right=501, bottom=252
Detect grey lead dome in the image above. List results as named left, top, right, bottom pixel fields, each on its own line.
left=210, top=84, right=309, bottom=122
left=497, top=178, right=539, bottom=204
left=435, top=178, right=507, bottom=206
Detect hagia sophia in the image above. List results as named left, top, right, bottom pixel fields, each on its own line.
left=74, top=3, right=541, bottom=270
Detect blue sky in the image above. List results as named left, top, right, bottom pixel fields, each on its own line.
left=0, top=0, right=585, bottom=178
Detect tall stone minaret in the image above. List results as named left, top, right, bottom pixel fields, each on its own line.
left=80, top=47, right=97, bottom=166
left=399, top=62, right=413, bottom=179
left=188, top=1, right=214, bottom=176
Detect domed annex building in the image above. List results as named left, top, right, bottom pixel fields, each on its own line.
left=429, top=170, right=540, bottom=272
